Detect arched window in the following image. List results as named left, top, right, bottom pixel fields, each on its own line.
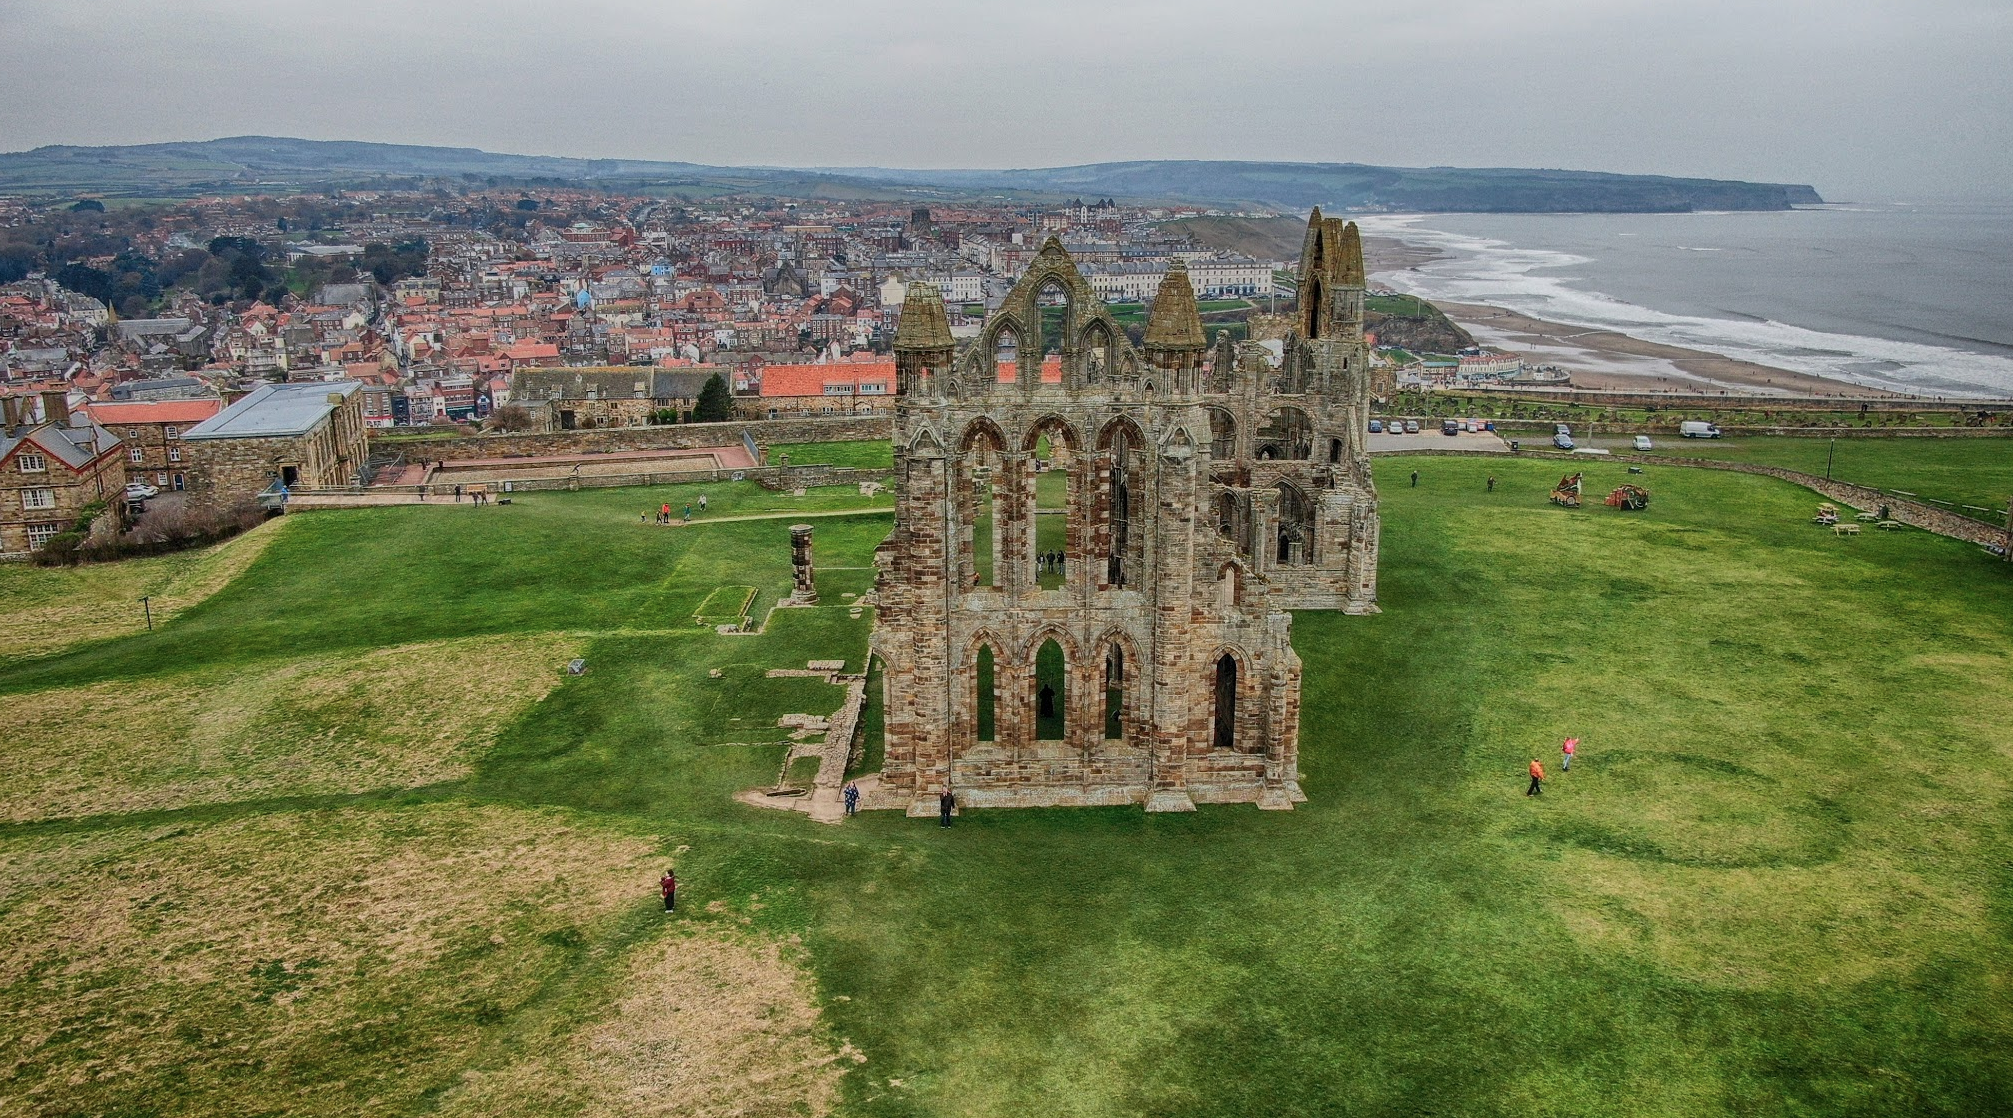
left=1082, top=320, right=1113, bottom=383
left=1099, top=419, right=1144, bottom=589
left=961, top=422, right=1006, bottom=589
left=1328, top=437, right=1342, bottom=464
left=1035, top=639, right=1067, bottom=741
left=992, top=323, right=1020, bottom=384
left=1104, top=643, right=1125, bottom=740
left=1036, top=278, right=1071, bottom=359
left=1213, top=653, right=1237, bottom=751
left=1277, top=483, right=1314, bottom=566
left=975, top=645, right=997, bottom=742
left=1028, top=420, right=1076, bottom=590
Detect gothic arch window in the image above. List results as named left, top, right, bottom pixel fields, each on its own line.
left=991, top=321, right=1021, bottom=384
left=961, top=421, right=1006, bottom=589
left=1212, top=653, right=1238, bottom=751
left=1026, top=417, right=1077, bottom=590
left=1036, top=278, right=1072, bottom=360
left=1098, top=417, right=1145, bottom=589
left=1103, top=642, right=1126, bottom=740
left=1034, top=638, right=1067, bottom=741
left=975, top=643, right=998, bottom=742
left=1081, top=319, right=1114, bottom=383
left=1277, top=482, right=1315, bottom=566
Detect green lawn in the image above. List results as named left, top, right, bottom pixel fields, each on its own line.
left=1641, top=435, right=2013, bottom=517
left=3, top=462, right=2012, bottom=1116
left=770, top=439, right=896, bottom=470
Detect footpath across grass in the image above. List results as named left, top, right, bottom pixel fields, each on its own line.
left=2, top=462, right=2011, bottom=1116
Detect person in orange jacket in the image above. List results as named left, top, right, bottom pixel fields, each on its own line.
left=1527, top=759, right=1545, bottom=796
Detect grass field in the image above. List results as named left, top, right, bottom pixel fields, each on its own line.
left=2, top=460, right=2011, bottom=1116
left=770, top=440, right=900, bottom=469
left=1638, top=435, right=2013, bottom=517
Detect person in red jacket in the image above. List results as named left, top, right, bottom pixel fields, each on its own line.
left=1527, top=759, right=1545, bottom=796
left=660, top=868, right=677, bottom=912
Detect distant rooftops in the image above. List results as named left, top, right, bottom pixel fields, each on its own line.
left=184, top=380, right=361, bottom=440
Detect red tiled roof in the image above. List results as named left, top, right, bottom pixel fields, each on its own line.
left=995, top=355, right=1064, bottom=384
left=759, top=360, right=897, bottom=398
left=85, top=399, right=224, bottom=425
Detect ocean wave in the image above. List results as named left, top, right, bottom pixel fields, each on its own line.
left=1357, top=215, right=2013, bottom=398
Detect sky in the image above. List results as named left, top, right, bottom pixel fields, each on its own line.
left=1, top=0, right=2009, bottom=202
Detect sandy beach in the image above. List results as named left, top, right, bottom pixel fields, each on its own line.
left=1360, top=235, right=1900, bottom=399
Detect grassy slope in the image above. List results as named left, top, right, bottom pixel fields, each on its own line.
left=1639, top=435, right=2013, bottom=516
left=771, top=440, right=900, bottom=470
left=3, top=462, right=2012, bottom=1116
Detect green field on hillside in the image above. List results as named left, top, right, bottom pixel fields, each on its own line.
left=1, top=460, right=2010, bottom=1116
left=770, top=440, right=900, bottom=469
left=1638, top=435, right=2013, bottom=517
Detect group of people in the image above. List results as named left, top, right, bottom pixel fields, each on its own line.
left=1527, top=737, right=1579, bottom=795
left=1035, top=550, right=1067, bottom=576
left=645, top=494, right=708, bottom=525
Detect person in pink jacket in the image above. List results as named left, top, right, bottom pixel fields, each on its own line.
left=1562, top=737, right=1578, bottom=772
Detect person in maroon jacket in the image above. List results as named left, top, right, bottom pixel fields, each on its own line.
left=660, top=868, right=677, bottom=912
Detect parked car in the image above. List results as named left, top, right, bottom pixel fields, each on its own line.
left=1553, top=433, right=1577, bottom=450
left=1680, top=420, right=1723, bottom=438
left=1404, top=420, right=1420, bottom=434
left=1555, top=423, right=1573, bottom=437
left=1633, top=435, right=1654, bottom=451
left=1368, top=419, right=1384, bottom=434
left=124, top=482, right=159, bottom=501
left=1441, top=419, right=1461, bottom=436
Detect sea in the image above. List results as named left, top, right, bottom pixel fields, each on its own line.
left=1355, top=204, right=2013, bottom=399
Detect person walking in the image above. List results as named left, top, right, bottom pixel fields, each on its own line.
left=1562, top=737, right=1577, bottom=772
left=659, top=867, right=677, bottom=912
left=844, top=781, right=860, bottom=816
left=1527, top=759, right=1546, bottom=796
left=698, top=494, right=708, bottom=511
left=661, top=502, right=671, bottom=523
left=939, top=785, right=955, bottom=828
left=1410, top=470, right=1419, bottom=488
left=682, top=505, right=692, bottom=522
left=1487, top=475, right=1497, bottom=493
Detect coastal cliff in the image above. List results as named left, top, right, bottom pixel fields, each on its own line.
left=1364, top=295, right=1475, bottom=355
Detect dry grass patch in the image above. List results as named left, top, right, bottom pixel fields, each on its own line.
left=0, top=518, right=287, bottom=665
left=0, top=631, right=584, bottom=822
left=437, top=931, right=848, bottom=1118
left=0, top=802, right=659, bottom=1118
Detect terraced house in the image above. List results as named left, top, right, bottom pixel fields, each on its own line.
left=0, top=391, right=125, bottom=555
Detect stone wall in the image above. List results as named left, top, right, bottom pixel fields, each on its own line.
left=372, top=415, right=891, bottom=463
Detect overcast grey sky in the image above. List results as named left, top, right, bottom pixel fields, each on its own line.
left=1, top=0, right=2008, bottom=201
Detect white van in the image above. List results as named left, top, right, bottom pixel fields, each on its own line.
left=1680, top=421, right=1722, bottom=438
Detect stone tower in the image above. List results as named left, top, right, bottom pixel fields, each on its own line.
left=870, top=220, right=1378, bottom=815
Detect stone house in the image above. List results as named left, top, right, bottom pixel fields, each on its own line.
left=870, top=216, right=1379, bottom=815
left=182, top=380, right=369, bottom=504
left=0, top=391, right=126, bottom=555
left=85, top=397, right=225, bottom=497
left=509, top=366, right=723, bottom=431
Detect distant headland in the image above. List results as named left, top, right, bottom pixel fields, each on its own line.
left=0, top=136, right=1821, bottom=213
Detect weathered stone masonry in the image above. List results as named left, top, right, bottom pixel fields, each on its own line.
left=869, top=213, right=1381, bottom=814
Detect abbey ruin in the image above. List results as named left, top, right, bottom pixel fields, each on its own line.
left=868, top=211, right=1380, bottom=813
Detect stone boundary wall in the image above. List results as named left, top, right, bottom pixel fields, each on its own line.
left=370, top=415, right=892, bottom=462
left=1375, top=446, right=2013, bottom=550
left=292, top=462, right=893, bottom=499
left=1415, top=387, right=2013, bottom=411
left=1388, top=416, right=2013, bottom=439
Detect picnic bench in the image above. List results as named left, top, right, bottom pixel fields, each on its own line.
left=1833, top=523, right=1861, bottom=536
left=1855, top=512, right=1880, bottom=522
left=1876, top=520, right=1906, bottom=531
